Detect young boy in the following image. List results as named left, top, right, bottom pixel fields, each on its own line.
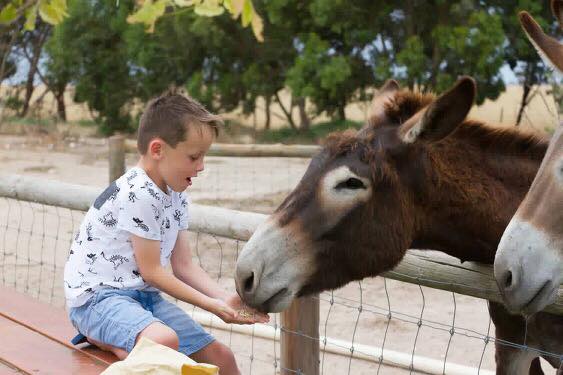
left=63, top=92, right=268, bottom=374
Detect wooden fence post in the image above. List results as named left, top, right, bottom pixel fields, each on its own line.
left=281, top=295, right=320, bottom=375
left=108, top=134, right=125, bottom=183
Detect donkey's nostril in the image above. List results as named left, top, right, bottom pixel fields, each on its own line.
left=504, top=270, right=513, bottom=289
left=244, top=272, right=255, bottom=293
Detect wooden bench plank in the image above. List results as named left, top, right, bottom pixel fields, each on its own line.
left=0, top=286, right=118, bottom=365
left=0, top=315, right=108, bottom=374
left=0, top=358, right=25, bottom=374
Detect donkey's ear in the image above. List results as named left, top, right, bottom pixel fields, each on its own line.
left=369, top=79, right=400, bottom=125
left=519, top=11, right=563, bottom=72
left=398, top=76, right=476, bottom=144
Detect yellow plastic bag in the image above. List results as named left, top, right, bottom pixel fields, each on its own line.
left=101, top=337, right=218, bottom=375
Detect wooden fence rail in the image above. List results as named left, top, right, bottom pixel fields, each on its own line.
left=123, top=139, right=321, bottom=158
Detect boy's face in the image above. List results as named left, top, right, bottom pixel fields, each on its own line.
left=157, top=125, right=214, bottom=192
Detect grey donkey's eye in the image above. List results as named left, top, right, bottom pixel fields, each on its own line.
left=335, top=178, right=366, bottom=190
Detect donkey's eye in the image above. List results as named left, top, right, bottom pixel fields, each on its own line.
left=335, top=178, right=366, bottom=190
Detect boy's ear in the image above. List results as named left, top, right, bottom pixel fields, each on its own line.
left=148, top=138, right=164, bottom=159
left=397, top=76, right=476, bottom=144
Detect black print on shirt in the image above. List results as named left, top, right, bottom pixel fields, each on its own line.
left=94, top=182, right=119, bottom=210
left=65, top=281, right=91, bottom=289
left=86, top=253, right=97, bottom=265
left=173, top=210, right=182, bottom=226
left=86, top=223, right=99, bottom=241
left=142, top=181, right=161, bottom=201
left=87, top=267, right=97, bottom=275
left=99, top=212, right=117, bottom=228
left=180, top=197, right=187, bottom=208
left=127, top=170, right=138, bottom=188
left=101, top=251, right=129, bottom=270
left=133, top=217, right=149, bottom=232
left=151, top=204, right=160, bottom=222
left=129, top=192, right=139, bottom=203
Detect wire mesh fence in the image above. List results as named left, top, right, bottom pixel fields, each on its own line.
left=1, top=180, right=562, bottom=374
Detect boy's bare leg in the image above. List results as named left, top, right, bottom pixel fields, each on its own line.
left=87, top=338, right=128, bottom=360
left=86, top=322, right=178, bottom=360
left=190, top=341, right=241, bottom=375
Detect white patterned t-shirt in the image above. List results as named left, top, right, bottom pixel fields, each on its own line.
left=63, top=167, right=189, bottom=308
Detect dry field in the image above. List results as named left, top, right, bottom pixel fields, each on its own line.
left=0, top=84, right=559, bottom=138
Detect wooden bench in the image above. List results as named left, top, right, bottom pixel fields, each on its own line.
left=0, top=286, right=118, bottom=374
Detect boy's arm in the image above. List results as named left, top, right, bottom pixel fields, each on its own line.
left=131, top=234, right=238, bottom=323
left=171, top=230, right=269, bottom=324
left=170, top=230, right=229, bottom=300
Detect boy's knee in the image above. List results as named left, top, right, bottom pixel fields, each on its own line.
left=137, top=322, right=179, bottom=350
left=216, top=342, right=236, bottom=361
left=213, top=342, right=239, bottom=374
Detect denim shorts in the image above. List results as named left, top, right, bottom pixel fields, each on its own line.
left=68, top=288, right=215, bottom=355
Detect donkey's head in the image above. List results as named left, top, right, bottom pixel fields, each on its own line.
left=494, top=0, right=563, bottom=315
left=235, top=77, right=476, bottom=312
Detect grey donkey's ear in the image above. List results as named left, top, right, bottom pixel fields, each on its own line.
left=519, top=10, right=563, bottom=72
left=397, top=76, right=476, bottom=144
left=369, top=79, right=400, bottom=125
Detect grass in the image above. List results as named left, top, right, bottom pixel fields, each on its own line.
left=255, top=119, right=363, bottom=144
left=2, top=115, right=56, bottom=127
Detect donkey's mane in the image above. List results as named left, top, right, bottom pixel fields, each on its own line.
left=324, top=89, right=547, bottom=163
left=452, top=120, right=547, bottom=160
left=368, top=89, right=547, bottom=159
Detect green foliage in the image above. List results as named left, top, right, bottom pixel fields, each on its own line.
left=0, top=0, right=68, bottom=30
left=47, top=0, right=136, bottom=134
left=127, top=0, right=263, bottom=40
left=257, top=119, right=362, bottom=144
left=4, top=95, right=24, bottom=111
left=26, top=0, right=562, bottom=137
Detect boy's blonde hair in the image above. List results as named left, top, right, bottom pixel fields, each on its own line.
left=137, top=91, right=222, bottom=154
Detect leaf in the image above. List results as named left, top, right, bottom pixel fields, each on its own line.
left=173, top=0, right=200, bottom=6
left=226, top=0, right=244, bottom=18
left=0, top=4, right=18, bottom=25
left=127, top=0, right=168, bottom=33
left=251, top=10, right=263, bottom=42
left=23, top=5, right=38, bottom=31
left=194, top=0, right=224, bottom=17
left=38, top=0, right=68, bottom=25
left=241, top=0, right=252, bottom=26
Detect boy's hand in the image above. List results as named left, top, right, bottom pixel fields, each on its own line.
left=222, top=293, right=270, bottom=325
left=209, top=298, right=239, bottom=324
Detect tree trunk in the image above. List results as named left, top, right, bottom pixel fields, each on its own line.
left=20, top=24, right=51, bottom=117
left=264, top=95, right=271, bottom=130
left=55, top=90, right=66, bottom=121
left=275, top=91, right=297, bottom=130
left=516, top=65, right=533, bottom=126
left=295, top=97, right=310, bottom=131
left=337, top=100, right=346, bottom=121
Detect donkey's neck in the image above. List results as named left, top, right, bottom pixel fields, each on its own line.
left=411, top=122, right=547, bottom=264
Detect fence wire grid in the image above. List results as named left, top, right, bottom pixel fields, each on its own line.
left=1, top=195, right=562, bottom=375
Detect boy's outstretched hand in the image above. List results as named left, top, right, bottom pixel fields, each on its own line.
left=212, top=294, right=270, bottom=325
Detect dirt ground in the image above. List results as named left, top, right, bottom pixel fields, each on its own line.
left=0, top=134, right=558, bottom=374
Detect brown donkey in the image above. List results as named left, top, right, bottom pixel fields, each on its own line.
left=236, top=77, right=562, bottom=373
left=495, top=0, right=563, bottom=315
